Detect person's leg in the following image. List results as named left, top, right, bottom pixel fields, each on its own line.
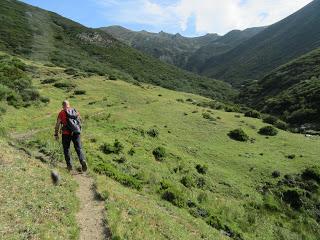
left=72, top=133, right=87, bottom=171
left=62, top=134, right=72, bottom=170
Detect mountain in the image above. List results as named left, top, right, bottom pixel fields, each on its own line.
left=0, top=0, right=235, bottom=101
left=240, top=47, right=320, bottom=127
left=186, top=27, right=265, bottom=72
left=200, top=0, right=320, bottom=86
left=1, top=53, right=320, bottom=239
left=101, top=26, right=220, bottom=69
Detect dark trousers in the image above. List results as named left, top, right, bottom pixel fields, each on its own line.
left=62, top=134, right=85, bottom=168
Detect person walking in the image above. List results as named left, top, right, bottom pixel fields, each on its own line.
left=54, top=100, right=87, bottom=172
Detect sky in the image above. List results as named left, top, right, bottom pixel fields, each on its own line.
left=21, top=0, right=313, bottom=36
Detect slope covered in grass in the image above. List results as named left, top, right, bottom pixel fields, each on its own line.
left=200, top=0, right=320, bottom=85
left=1, top=56, right=320, bottom=240
left=0, top=0, right=235, bottom=101
left=0, top=140, right=79, bottom=239
left=240, top=47, right=320, bottom=127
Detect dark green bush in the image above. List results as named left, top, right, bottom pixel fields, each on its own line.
left=180, top=175, right=195, bottom=188
left=202, top=112, right=216, bottom=121
left=74, top=90, right=86, bottom=95
left=302, top=166, right=320, bottom=183
left=196, top=164, right=208, bottom=174
left=64, top=67, right=78, bottom=75
left=258, top=126, right=278, bottom=136
left=41, top=78, right=57, bottom=84
left=100, top=139, right=124, bottom=154
left=40, top=96, right=50, bottom=104
left=147, top=128, right=159, bottom=138
left=53, top=82, right=76, bottom=89
left=153, top=147, right=166, bottom=161
left=93, top=162, right=142, bottom=190
left=228, top=128, right=249, bottom=142
left=109, top=75, right=117, bottom=80
left=263, top=115, right=278, bottom=125
left=274, top=120, right=288, bottom=130
left=244, top=110, right=261, bottom=119
left=160, top=181, right=186, bottom=208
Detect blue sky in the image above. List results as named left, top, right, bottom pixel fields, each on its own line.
left=21, top=0, right=312, bottom=36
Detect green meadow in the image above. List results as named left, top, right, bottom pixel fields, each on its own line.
left=0, top=58, right=319, bottom=239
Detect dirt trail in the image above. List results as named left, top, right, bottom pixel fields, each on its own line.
left=74, top=173, right=110, bottom=240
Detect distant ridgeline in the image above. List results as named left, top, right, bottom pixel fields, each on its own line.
left=0, top=0, right=236, bottom=102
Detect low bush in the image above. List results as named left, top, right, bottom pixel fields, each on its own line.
left=160, top=181, right=186, bottom=208
left=40, top=96, right=50, bottom=104
left=196, top=164, right=208, bottom=174
left=147, top=128, right=159, bottom=138
left=53, top=82, right=76, bottom=89
left=114, top=155, right=127, bottom=164
left=258, top=126, right=278, bottom=136
left=202, top=112, right=216, bottom=121
left=153, top=147, right=166, bottom=161
left=302, top=166, right=320, bottom=183
left=64, top=67, right=78, bottom=75
left=93, top=162, right=142, bottom=190
left=74, top=90, right=86, bottom=95
left=274, top=120, right=288, bottom=130
left=100, top=139, right=124, bottom=154
left=263, top=115, right=278, bottom=125
left=196, top=177, right=206, bottom=189
left=180, top=175, right=195, bottom=188
left=272, top=171, right=281, bottom=178
left=109, top=75, right=117, bottom=80
left=41, top=78, right=57, bottom=84
left=244, top=110, right=261, bottom=119
left=228, top=128, right=249, bottom=142
left=128, top=148, right=135, bottom=156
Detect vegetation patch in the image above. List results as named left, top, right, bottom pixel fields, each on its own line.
left=228, top=129, right=249, bottom=142
left=100, top=139, right=124, bottom=154
left=244, top=110, right=261, bottom=119
left=258, top=126, right=278, bottom=136
left=153, top=147, right=166, bottom=161
left=146, top=128, right=159, bottom=138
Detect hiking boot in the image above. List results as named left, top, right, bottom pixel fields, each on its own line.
left=67, top=165, right=73, bottom=172
left=81, top=160, right=88, bottom=172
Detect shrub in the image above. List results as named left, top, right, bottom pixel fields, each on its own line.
left=263, top=115, right=278, bottom=125
left=147, top=128, right=159, bottom=138
left=180, top=175, right=195, bottom=188
left=282, top=189, right=303, bottom=209
left=286, top=154, right=296, bottom=159
left=53, top=82, right=75, bottom=89
left=302, top=166, right=320, bottom=183
left=114, top=155, right=127, bottom=164
left=196, top=177, right=206, bottom=189
left=197, top=192, right=208, bottom=203
left=40, top=96, right=50, bottom=104
left=93, top=162, right=142, bottom=190
left=274, top=120, right=288, bottom=130
left=153, top=147, right=166, bottom=161
left=41, top=78, right=57, bottom=84
left=74, top=90, right=86, bottom=95
left=100, top=139, right=124, bottom=154
left=258, top=126, right=278, bottom=136
left=228, top=128, right=249, bottom=142
left=128, top=148, right=135, bottom=156
left=109, top=75, right=117, bottom=80
left=202, top=112, right=216, bottom=121
left=272, top=171, right=281, bottom=178
left=196, top=164, right=208, bottom=174
left=160, top=181, right=185, bottom=208
left=244, top=110, right=261, bottom=119
left=64, top=67, right=78, bottom=75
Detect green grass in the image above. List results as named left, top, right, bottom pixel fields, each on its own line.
left=1, top=58, right=320, bottom=239
left=0, top=140, right=79, bottom=239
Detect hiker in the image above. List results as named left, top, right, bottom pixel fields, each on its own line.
left=54, top=100, right=87, bottom=172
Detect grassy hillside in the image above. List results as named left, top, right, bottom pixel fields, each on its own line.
left=240, top=47, right=320, bottom=127
left=0, top=139, right=79, bottom=239
left=187, top=27, right=265, bottom=73
left=101, top=26, right=220, bottom=69
left=0, top=0, right=235, bottom=101
left=1, top=55, right=320, bottom=239
left=200, top=0, right=320, bottom=86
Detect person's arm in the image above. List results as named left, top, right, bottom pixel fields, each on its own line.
left=54, top=116, right=61, bottom=140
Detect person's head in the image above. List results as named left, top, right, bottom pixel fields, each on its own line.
left=62, top=100, right=70, bottom=110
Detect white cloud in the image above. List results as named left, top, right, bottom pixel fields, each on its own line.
left=96, top=0, right=313, bottom=35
